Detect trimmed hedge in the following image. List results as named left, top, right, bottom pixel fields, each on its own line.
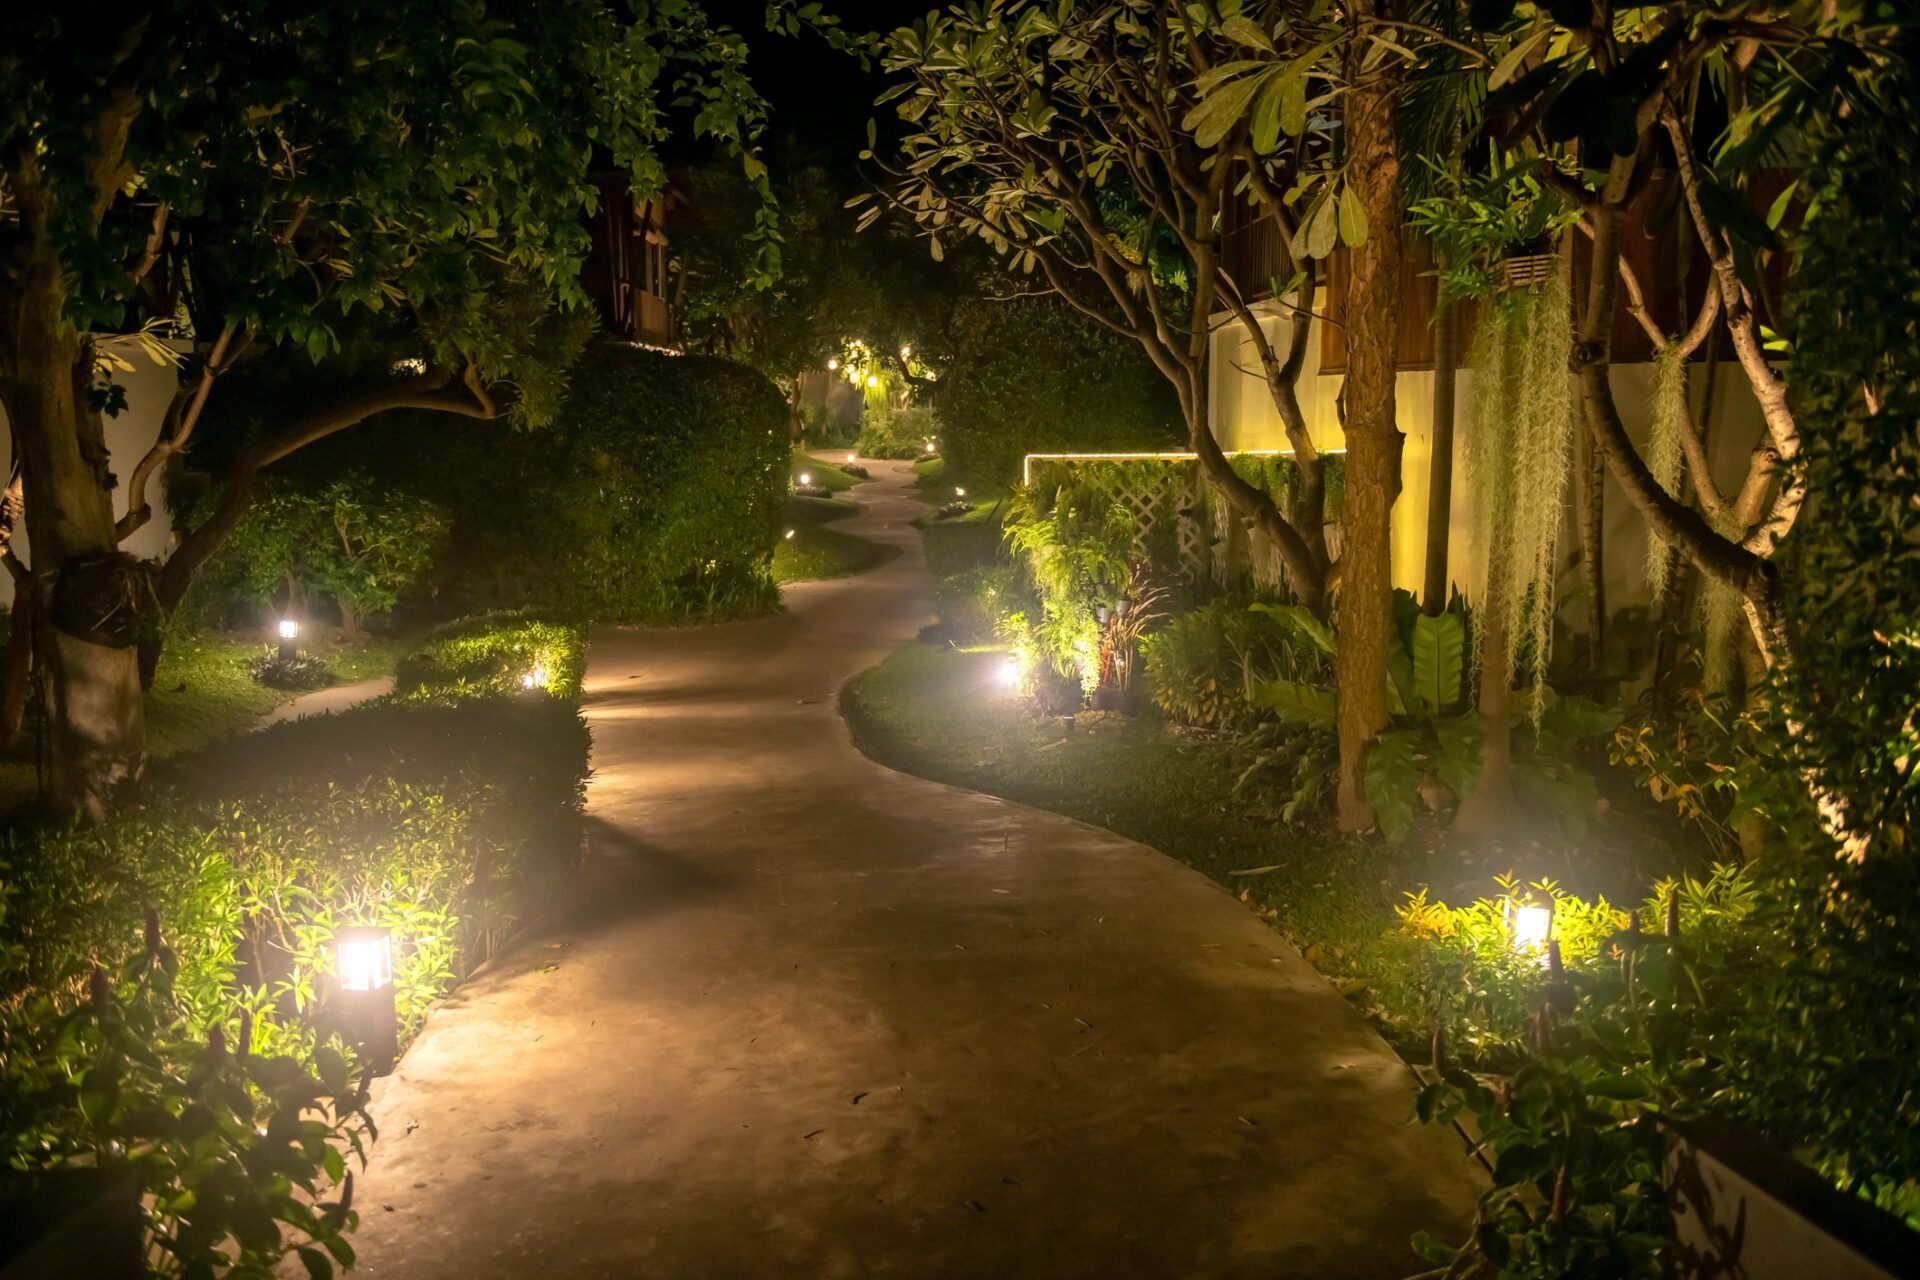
left=941, top=296, right=1182, bottom=490
left=300, top=343, right=789, bottom=623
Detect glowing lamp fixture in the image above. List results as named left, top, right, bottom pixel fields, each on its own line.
left=846, top=452, right=857, bottom=464
left=278, top=618, right=300, bottom=640
left=865, top=374, right=879, bottom=389
left=955, top=486, right=966, bottom=497
left=785, top=528, right=796, bottom=540
left=1507, top=898, right=1554, bottom=958
left=799, top=472, right=812, bottom=486
left=336, top=926, right=392, bottom=992
left=997, top=657, right=1023, bottom=690
left=334, top=924, right=398, bottom=1072
left=520, top=663, right=551, bottom=691
left=924, top=441, right=936, bottom=454
left=826, top=357, right=839, bottom=370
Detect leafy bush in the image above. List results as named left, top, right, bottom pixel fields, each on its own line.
left=1141, top=595, right=1330, bottom=730
left=308, top=344, right=788, bottom=623
left=394, top=612, right=587, bottom=702
left=1408, top=858, right=1920, bottom=1271
left=941, top=296, right=1182, bottom=490
left=0, top=614, right=591, bottom=1272
left=199, top=474, right=448, bottom=635
left=855, top=404, right=940, bottom=460
left=932, top=565, right=1032, bottom=645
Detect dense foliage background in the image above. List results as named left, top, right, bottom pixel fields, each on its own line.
left=939, top=297, right=1182, bottom=490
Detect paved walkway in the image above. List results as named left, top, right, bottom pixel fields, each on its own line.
left=344, top=459, right=1481, bottom=1279
left=254, top=675, right=395, bottom=729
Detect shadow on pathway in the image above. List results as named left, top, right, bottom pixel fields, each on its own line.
left=342, top=459, right=1483, bottom=1279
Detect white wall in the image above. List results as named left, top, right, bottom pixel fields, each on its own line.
left=0, top=336, right=181, bottom=608
left=1208, top=304, right=1767, bottom=618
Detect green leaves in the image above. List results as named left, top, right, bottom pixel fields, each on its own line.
left=1408, top=611, right=1465, bottom=718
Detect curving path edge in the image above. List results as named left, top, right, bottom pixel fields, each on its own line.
left=342, top=458, right=1481, bottom=1279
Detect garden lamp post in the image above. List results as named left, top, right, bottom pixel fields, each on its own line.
left=335, top=925, right=399, bottom=1072
left=1507, top=898, right=1554, bottom=959
left=276, top=617, right=300, bottom=661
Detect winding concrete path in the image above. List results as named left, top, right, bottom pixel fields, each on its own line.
left=344, top=459, right=1480, bottom=1279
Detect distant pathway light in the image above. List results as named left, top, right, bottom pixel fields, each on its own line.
left=924, top=440, right=936, bottom=454
left=866, top=374, right=879, bottom=388
left=521, top=663, right=552, bottom=691
left=826, top=357, right=839, bottom=370
left=997, top=657, right=1024, bottom=690
left=276, top=617, right=300, bottom=660
left=785, top=528, right=796, bottom=539
left=954, top=486, right=966, bottom=497
left=799, top=472, right=811, bottom=486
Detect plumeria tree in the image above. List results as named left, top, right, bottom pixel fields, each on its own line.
left=0, top=0, right=770, bottom=814
left=842, top=0, right=1440, bottom=827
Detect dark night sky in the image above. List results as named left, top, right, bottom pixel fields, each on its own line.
left=694, top=1, right=935, bottom=172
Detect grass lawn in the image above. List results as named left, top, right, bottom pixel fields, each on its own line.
left=775, top=493, right=893, bottom=583
left=792, top=451, right=864, bottom=493
left=0, top=628, right=416, bottom=815
left=842, top=642, right=1695, bottom=1057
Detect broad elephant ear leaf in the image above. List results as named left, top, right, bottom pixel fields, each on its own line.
left=1251, top=678, right=1337, bottom=727
left=1364, top=729, right=1421, bottom=845
left=1410, top=611, right=1465, bottom=717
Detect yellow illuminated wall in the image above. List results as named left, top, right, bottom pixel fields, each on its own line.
left=1207, top=304, right=1769, bottom=619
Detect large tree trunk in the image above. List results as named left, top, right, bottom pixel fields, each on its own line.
left=10, top=267, right=146, bottom=817
left=1579, top=422, right=1606, bottom=664
left=1421, top=297, right=1458, bottom=615
left=1455, top=533, right=1516, bottom=836
left=1333, top=9, right=1405, bottom=832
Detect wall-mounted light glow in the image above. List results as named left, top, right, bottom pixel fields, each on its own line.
left=278, top=618, right=299, bottom=640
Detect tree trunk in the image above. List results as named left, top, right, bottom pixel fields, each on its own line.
left=0, top=591, right=33, bottom=747
left=1334, top=11, right=1405, bottom=832
left=1580, top=421, right=1606, bottom=665
left=1455, top=531, right=1516, bottom=836
left=1422, top=297, right=1458, bottom=615
left=9, top=276, right=146, bottom=817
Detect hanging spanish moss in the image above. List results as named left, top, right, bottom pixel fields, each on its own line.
left=1462, top=265, right=1576, bottom=721
left=1643, top=343, right=1688, bottom=600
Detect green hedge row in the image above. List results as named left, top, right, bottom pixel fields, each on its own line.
left=939, top=296, right=1182, bottom=490
left=0, top=616, right=591, bottom=1274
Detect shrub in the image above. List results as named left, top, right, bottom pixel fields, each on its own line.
left=0, top=614, right=592, bottom=1272
left=855, top=405, right=939, bottom=459
left=1408, top=859, right=1920, bottom=1270
left=1141, top=595, right=1329, bottom=730
left=197, top=474, right=448, bottom=635
left=933, top=565, right=1032, bottom=645
left=941, top=296, right=1182, bottom=490
left=302, top=344, right=788, bottom=623
left=393, top=612, right=587, bottom=702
